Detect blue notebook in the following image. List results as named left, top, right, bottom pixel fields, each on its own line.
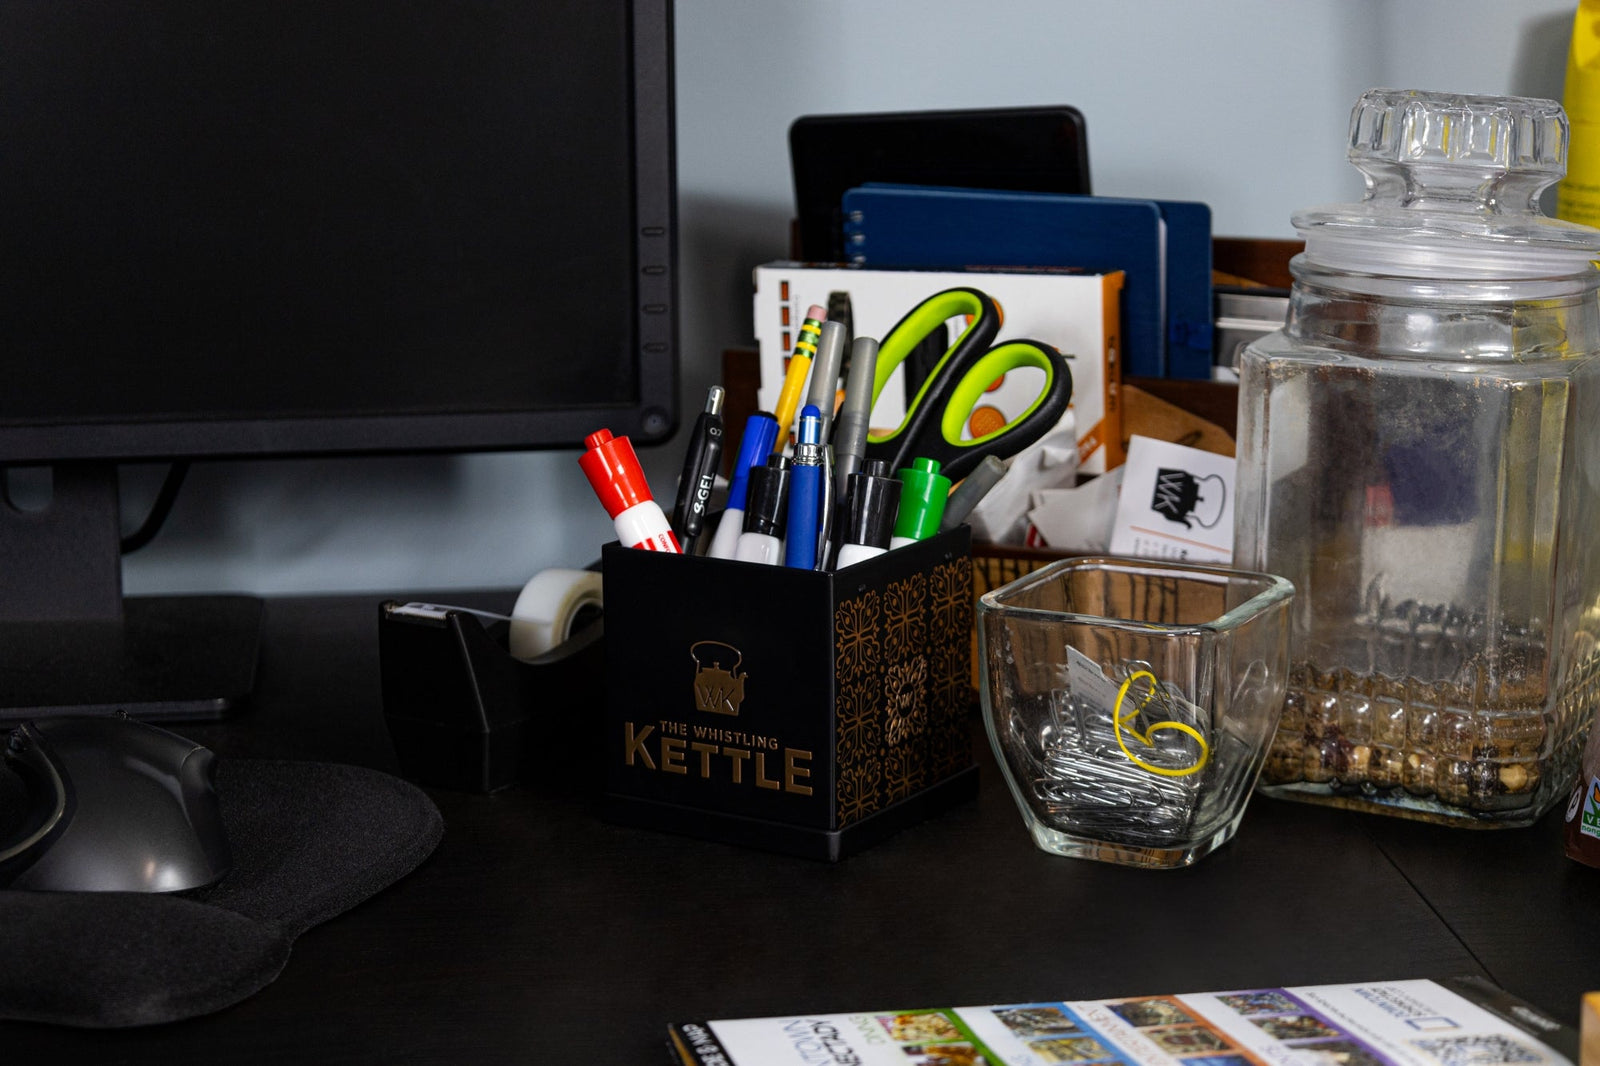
left=842, top=183, right=1213, bottom=379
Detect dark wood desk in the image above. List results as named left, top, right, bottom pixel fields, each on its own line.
left=3, top=594, right=1595, bottom=1064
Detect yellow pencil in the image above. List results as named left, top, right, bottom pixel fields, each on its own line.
left=772, top=305, right=826, bottom=451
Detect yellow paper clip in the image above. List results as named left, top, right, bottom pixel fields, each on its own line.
left=1111, top=670, right=1211, bottom=778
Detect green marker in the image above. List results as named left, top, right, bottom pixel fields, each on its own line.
left=890, top=457, right=951, bottom=548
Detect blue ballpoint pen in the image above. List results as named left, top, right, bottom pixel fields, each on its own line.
left=707, top=410, right=781, bottom=560
left=783, top=405, right=824, bottom=570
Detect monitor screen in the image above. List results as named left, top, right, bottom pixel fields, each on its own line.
left=0, top=0, right=677, bottom=717
left=0, top=0, right=677, bottom=461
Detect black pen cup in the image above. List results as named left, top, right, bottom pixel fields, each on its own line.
left=601, top=526, right=978, bottom=860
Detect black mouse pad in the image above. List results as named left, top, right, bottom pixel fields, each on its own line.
left=0, top=759, right=443, bottom=1028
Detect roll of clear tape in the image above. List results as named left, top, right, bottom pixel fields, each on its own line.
left=508, top=568, right=604, bottom=661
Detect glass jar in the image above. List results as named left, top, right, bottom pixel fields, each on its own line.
left=977, top=557, right=1293, bottom=867
left=1235, top=89, right=1600, bottom=826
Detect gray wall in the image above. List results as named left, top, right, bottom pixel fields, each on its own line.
left=123, top=0, right=1575, bottom=597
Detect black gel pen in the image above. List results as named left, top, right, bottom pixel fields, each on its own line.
left=671, top=385, right=725, bottom=555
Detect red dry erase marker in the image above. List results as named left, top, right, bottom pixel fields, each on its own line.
left=579, top=428, right=682, bottom=553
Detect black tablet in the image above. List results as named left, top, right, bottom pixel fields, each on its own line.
left=789, top=105, right=1091, bottom=262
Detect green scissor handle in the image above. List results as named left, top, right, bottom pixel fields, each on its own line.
left=864, top=287, right=1073, bottom=482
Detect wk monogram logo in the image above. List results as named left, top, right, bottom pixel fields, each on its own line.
left=1152, top=467, right=1226, bottom=530
left=690, top=641, right=746, bottom=716
left=882, top=657, right=928, bottom=746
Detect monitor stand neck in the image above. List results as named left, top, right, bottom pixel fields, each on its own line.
left=1, top=462, right=123, bottom=623
left=0, top=462, right=262, bottom=721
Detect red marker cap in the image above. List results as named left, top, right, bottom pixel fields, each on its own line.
left=579, top=428, right=655, bottom=518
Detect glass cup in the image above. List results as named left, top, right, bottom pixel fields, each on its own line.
left=977, top=556, right=1294, bottom=868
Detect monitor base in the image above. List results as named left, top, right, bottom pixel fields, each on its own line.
left=0, top=595, right=262, bottom=721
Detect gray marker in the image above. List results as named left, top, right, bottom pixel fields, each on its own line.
left=805, top=320, right=847, bottom=443
left=831, top=336, right=879, bottom=496
left=939, top=455, right=1008, bottom=532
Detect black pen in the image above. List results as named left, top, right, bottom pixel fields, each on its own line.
left=671, top=385, right=725, bottom=555
left=834, top=460, right=899, bottom=568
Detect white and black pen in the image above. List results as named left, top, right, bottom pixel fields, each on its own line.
left=835, top=460, right=899, bottom=569
left=734, top=456, right=792, bottom=566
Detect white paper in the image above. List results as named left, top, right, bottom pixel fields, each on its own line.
left=966, top=419, right=1080, bottom=544
left=1025, top=465, right=1124, bottom=552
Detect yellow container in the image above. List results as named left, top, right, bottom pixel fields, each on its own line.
left=1559, top=0, right=1600, bottom=225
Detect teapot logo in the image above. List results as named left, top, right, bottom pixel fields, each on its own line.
left=1152, top=468, right=1226, bottom=530
left=690, top=641, right=746, bottom=716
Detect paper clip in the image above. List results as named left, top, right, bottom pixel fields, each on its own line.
left=1111, top=670, right=1210, bottom=778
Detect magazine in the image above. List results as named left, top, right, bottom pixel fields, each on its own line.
left=668, top=978, right=1575, bottom=1066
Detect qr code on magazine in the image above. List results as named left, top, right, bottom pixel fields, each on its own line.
left=1412, top=1034, right=1544, bottom=1066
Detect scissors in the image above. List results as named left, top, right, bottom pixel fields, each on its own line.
left=862, top=287, right=1072, bottom=483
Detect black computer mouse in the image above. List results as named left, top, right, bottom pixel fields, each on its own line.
left=0, top=716, right=231, bottom=893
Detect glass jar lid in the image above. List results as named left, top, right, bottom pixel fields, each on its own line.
left=1294, top=88, right=1600, bottom=280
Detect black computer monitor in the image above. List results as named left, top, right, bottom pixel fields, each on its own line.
left=0, top=0, right=678, bottom=717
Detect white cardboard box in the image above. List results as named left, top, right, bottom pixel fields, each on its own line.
left=752, top=262, right=1125, bottom=473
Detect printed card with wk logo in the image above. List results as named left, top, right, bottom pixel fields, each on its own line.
left=1108, top=435, right=1236, bottom=564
